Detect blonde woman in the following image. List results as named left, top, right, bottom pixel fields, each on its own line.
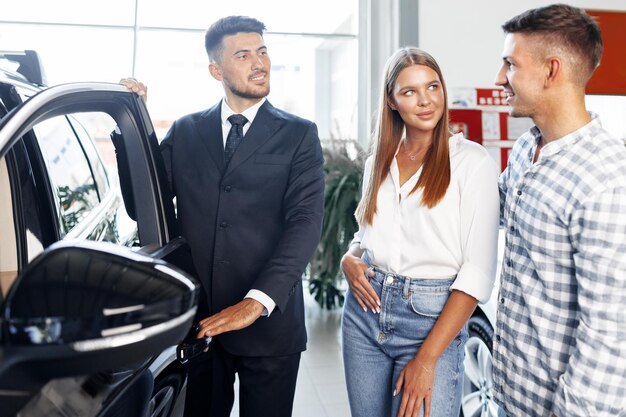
left=341, top=47, right=499, bottom=417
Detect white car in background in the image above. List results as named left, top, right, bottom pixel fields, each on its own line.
left=461, top=230, right=504, bottom=417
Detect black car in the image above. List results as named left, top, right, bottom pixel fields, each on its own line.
left=0, top=51, right=199, bottom=417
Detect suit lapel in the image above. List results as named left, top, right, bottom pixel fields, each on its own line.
left=225, top=101, right=285, bottom=174
left=196, top=101, right=226, bottom=173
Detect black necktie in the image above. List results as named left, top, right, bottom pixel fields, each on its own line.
left=224, top=114, right=248, bottom=165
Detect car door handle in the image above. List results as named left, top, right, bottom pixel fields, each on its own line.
left=176, top=336, right=212, bottom=364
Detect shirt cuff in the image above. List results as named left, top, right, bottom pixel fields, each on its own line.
left=245, top=290, right=276, bottom=317
left=450, top=262, right=494, bottom=304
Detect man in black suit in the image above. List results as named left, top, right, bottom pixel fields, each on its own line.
left=123, top=15, right=324, bottom=417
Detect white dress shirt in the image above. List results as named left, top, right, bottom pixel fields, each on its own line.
left=220, top=98, right=276, bottom=316
left=352, top=133, right=499, bottom=303
left=220, top=98, right=266, bottom=145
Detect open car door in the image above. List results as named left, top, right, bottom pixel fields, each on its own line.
left=0, top=83, right=198, bottom=417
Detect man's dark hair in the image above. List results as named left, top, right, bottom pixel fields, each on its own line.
left=502, top=4, right=603, bottom=84
left=205, top=16, right=266, bottom=63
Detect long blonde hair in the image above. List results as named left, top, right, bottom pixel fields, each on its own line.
left=355, top=47, right=451, bottom=225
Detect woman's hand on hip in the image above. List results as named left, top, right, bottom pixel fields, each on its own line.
left=394, top=357, right=436, bottom=417
left=340, top=254, right=379, bottom=313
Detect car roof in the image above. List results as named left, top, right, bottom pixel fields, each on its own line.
left=0, top=67, right=35, bottom=90
left=0, top=50, right=47, bottom=95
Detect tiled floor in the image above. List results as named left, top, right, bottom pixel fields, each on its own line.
left=230, top=290, right=350, bottom=417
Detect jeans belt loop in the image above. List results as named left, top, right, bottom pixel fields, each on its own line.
left=403, top=275, right=411, bottom=297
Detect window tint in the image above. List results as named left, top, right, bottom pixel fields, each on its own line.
left=34, top=116, right=99, bottom=235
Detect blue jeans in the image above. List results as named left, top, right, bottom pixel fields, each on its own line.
left=342, top=261, right=467, bottom=417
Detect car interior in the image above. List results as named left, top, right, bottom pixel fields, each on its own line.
left=0, top=157, right=18, bottom=296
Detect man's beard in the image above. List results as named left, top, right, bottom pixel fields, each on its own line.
left=225, top=78, right=270, bottom=100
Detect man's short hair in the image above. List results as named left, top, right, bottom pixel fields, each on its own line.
left=205, top=16, right=266, bottom=63
left=502, top=4, right=603, bottom=85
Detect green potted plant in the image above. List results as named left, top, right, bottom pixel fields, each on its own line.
left=309, top=139, right=365, bottom=310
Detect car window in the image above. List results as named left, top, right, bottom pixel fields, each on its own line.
left=4, top=85, right=173, bottom=250
left=0, top=156, right=18, bottom=297
left=68, top=115, right=110, bottom=198
left=33, top=115, right=100, bottom=235
left=30, top=111, right=140, bottom=246
left=17, top=109, right=141, bottom=249
left=68, top=111, right=139, bottom=247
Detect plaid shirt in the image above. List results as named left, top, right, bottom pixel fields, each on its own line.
left=494, top=115, right=626, bottom=417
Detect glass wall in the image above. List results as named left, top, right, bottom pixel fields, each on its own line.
left=0, top=0, right=359, bottom=141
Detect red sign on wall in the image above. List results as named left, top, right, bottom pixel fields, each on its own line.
left=476, top=89, right=509, bottom=106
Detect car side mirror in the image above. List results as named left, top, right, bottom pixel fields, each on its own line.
left=0, top=240, right=198, bottom=390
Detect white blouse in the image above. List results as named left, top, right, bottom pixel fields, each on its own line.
left=352, top=133, right=500, bottom=303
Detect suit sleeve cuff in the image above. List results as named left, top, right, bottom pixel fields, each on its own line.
left=245, top=290, right=276, bottom=317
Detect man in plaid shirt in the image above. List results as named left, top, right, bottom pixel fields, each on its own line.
left=493, top=4, right=626, bottom=417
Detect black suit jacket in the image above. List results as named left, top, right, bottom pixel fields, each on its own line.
left=160, top=100, right=324, bottom=357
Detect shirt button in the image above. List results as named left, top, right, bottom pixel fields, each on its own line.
left=500, top=297, right=505, bottom=304
left=507, top=260, right=512, bottom=267
left=517, top=190, right=522, bottom=196
left=220, top=221, right=228, bottom=228
left=496, top=334, right=501, bottom=342
left=509, top=226, right=514, bottom=232
left=224, top=185, right=232, bottom=192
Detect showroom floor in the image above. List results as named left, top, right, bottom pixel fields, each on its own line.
left=230, top=290, right=351, bottom=417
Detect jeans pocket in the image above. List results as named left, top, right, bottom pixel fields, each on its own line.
left=409, top=289, right=450, bottom=318
left=366, top=275, right=383, bottom=299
